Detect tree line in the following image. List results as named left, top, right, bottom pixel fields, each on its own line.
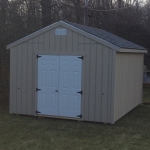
left=0, top=0, right=150, bottom=47
left=0, top=0, right=150, bottom=102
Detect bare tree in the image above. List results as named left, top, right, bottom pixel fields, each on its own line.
left=60, top=0, right=84, bottom=24
left=40, top=0, right=60, bottom=27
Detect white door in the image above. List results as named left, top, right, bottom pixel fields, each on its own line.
left=37, top=55, right=82, bottom=118
left=37, top=55, right=59, bottom=116
left=59, top=56, right=82, bottom=118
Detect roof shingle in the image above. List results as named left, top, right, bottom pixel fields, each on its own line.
left=65, top=21, right=146, bottom=50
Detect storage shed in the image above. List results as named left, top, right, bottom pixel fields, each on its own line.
left=7, top=21, right=147, bottom=124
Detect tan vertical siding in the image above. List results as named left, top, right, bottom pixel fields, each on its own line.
left=33, top=37, right=39, bottom=51
left=55, top=32, right=61, bottom=52
left=10, top=47, right=17, bottom=113
left=101, top=47, right=109, bottom=122
left=10, top=40, right=36, bottom=115
left=49, top=30, right=55, bottom=51
left=16, top=44, right=22, bottom=114
left=60, top=33, right=67, bottom=52
left=38, top=34, right=44, bottom=51
left=110, top=50, right=116, bottom=124
left=10, top=26, right=115, bottom=123
left=44, top=32, right=50, bottom=51
left=32, top=38, right=38, bottom=115
left=78, top=35, right=85, bottom=119
left=95, top=44, right=103, bottom=122
left=114, top=53, right=144, bottom=122
left=107, top=49, right=114, bottom=123
left=72, top=32, right=79, bottom=52
left=21, top=43, right=28, bottom=114
left=83, top=37, right=91, bottom=120
left=82, top=43, right=115, bottom=123
left=27, top=39, right=33, bottom=115
left=66, top=29, right=73, bottom=52
left=78, top=35, right=84, bottom=52
left=88, top=42, right=97, bottom=121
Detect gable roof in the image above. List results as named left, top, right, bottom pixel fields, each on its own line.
left=65, top=21, right=146, bottom=50
left=7, top=21, right=147, bottom=53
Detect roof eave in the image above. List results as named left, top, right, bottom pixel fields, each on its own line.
left=62, top=21, right=121, bottom=51
left=119, top=48, right=147, bottom=53
left=7, top=21, right=146, bottom=54
left=7, top=20, right=121, bottom=51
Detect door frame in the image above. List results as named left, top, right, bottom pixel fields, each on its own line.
left=34, top=52, right=86, bottom=120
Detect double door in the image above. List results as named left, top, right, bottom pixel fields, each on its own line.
left=37, top=55, right=82, bottom=118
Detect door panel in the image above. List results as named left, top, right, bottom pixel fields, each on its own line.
left=59, top=56, right=82, bottom=118
left=37, top=55, right=82, bottom=118
left=37, top=55, right=59, bottom=116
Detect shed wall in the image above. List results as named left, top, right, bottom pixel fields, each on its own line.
left=10, top=25, right=115, bottom=123
left=114, top=53, right=144, bottom=122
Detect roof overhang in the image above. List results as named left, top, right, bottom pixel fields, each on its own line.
left=6, top=21, right=147, bottom=54
left=119, top=48, right=147, bottom=53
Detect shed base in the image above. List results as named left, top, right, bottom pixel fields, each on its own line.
left=37, top=114, right=82, bottom=121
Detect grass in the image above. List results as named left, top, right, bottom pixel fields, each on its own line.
left=0, top=87, right=150, bottom=150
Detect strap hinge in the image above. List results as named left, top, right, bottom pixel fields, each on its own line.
left=77, top=91, right=83, bottom=95
left=36, top=88, right=41, bottom=91
left=37, top=55, right=42, bottom=58
left=78, top=56, right=83, bottom=60
left=36, top=110, right=41, bottom=114
left=77, top=114, right=82, bottom=118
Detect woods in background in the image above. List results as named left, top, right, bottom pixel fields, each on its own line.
left=0, top=0, right=150, bottom=49
left=0, top=0, right=150, bottom=101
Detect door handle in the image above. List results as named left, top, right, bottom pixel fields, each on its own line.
left=55, top=90, right=58, bottom=92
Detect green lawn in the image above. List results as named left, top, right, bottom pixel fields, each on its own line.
left=0, top=87, right=150, bottom=150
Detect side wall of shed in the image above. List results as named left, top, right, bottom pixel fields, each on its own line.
left=114, top=53, right=144, bottom=122
left=10, top=25, right=116, bottom=123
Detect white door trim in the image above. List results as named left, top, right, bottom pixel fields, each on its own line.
left=37, top=55, right=82, bottom=118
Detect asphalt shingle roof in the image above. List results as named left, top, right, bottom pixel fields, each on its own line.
left=65, top=21, right=146, bottom=50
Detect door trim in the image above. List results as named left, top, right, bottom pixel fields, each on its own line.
left=35, top=53, right=85, bottom=120
left=34, top=51, right=86, bottom=56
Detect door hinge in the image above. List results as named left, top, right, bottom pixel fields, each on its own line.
left=37, top=55, right=42, bottom=58
left=77, top=114, right=82, bottom=118
left=78, top=56, right=83, bottom=60
left=77, top=91, right=83, bottom=95
left=36, top=88, right=41, bottom=91
left=36, top=110, right=41, bottom=114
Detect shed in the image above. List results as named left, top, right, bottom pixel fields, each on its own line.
left=7, top=21, right=147, bottom=124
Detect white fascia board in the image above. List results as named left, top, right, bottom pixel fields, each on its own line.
left=7, top=20, right=120, bottom=51
left=8, top=21, right=145, bottom=53
left=120, top=48, right=147, bottom=54
left=7, top=21, right=62, bottom=49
